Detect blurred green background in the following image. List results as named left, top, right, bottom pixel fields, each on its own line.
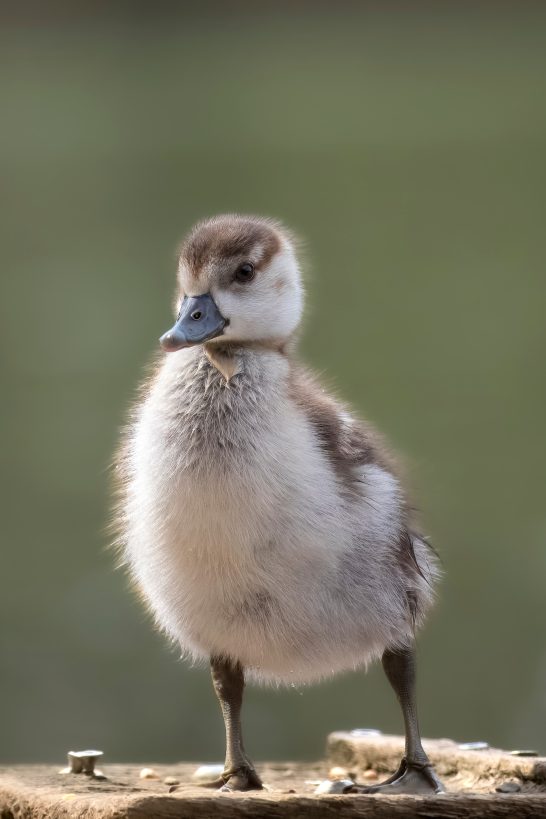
left=1, top=3, right=545, bottom=765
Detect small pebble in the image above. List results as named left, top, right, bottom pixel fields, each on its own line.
left=192, top=763, right=224, bottom=781
left=164, top=776, right=180, bottom=786
left=328, top=766, right=349, bottom=780
left=509, top=749, right=538, bottom=757
left=139, top=767, right=160, bottom=780
left=458, top=741, right=489, bottom=751
left=315, top=778, right=355, bottom=794
left=496, top=780, right=521, bottom=794
left=362, top=769, right=379, bottom=781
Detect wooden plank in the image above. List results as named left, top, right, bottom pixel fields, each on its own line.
left=0, top=735, right=544, bottom=819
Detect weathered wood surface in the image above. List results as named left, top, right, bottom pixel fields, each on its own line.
left=328, top=731, right=546, bottom=792
left=0, top=735, right=544, bottom=818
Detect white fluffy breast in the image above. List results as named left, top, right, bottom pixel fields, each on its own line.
left=121, top=348, right=414, bottom=683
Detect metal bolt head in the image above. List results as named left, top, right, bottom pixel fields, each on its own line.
left=68, top=749, right=103, bottom=774
left=59, top=750, right=105, bottom=779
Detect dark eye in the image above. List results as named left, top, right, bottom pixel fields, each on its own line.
left=234, top=262, right=255, bottom=283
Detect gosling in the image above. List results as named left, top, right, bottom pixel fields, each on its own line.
left=115, top=214, right=443, bottom=794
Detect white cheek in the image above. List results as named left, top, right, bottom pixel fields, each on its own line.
left=213, top=244, right=304, bottom=342
left=214, top=279, right=302, bottom=342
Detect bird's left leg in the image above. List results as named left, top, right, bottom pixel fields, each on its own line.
left=354, top=645, right=444, bottom=794
left=206, top=655, right=263, bottom=792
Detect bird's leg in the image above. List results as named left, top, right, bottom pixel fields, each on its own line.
left=354, top=645, right=444, bottom=794
left=206, top=655, right=263, bottom=792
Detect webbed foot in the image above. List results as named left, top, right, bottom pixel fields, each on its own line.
left=197, top=764, right=263, bottom=792
left=354, top=757, right=444, bottom=795
left=218, top=764, right=263, bottom=792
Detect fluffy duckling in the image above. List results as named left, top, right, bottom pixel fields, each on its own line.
left=115, top=214, right=443, bottom=794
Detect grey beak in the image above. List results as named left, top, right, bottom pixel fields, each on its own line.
left=159, top=294, right=227, bottom=352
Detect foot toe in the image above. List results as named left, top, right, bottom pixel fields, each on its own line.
left=355, top=761, right=444, bottom=795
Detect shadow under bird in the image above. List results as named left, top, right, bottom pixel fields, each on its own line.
left=114, top=214, right=443, bottom=794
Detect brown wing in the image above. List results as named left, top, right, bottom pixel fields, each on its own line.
left=287, top=363, right=439, bottom=625
left=287, top=364, right=398, bottom=492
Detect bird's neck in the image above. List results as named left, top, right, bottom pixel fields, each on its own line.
left=203, top=338, right=292, bottom=383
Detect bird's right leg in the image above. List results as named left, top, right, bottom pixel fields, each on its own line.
left=354, top=645, right=444, bottom=794
left=205, top=655, right=263, bottom=792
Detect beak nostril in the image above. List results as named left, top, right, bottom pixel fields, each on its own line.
left=191, top=310, right=203, bottom=321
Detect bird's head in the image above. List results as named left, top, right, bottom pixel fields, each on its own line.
left=160, top=215, right=303, bottom=355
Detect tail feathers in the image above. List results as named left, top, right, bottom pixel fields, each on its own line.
left=399, top=528, right=442, bottom=630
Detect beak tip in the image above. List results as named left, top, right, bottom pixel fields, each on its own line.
left=159, top=332, right=184, bottom=352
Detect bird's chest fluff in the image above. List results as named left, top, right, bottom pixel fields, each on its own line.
left=125, top=352, right=342, bottom=661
